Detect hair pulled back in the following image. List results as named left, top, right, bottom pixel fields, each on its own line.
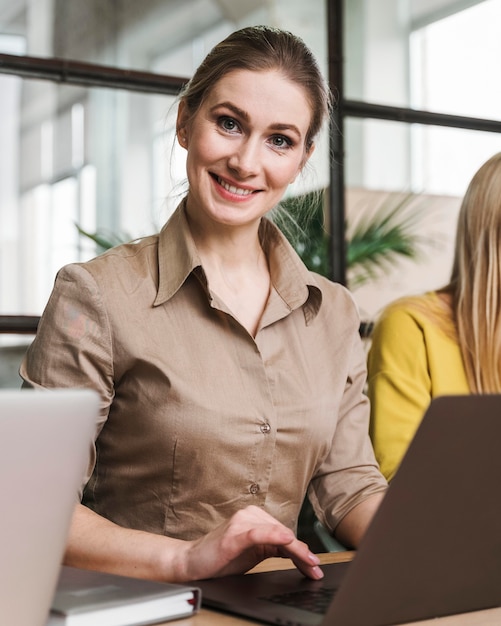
left=179, top=25, right=332, bottom=152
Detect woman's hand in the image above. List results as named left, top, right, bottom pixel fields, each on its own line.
left=170, top=505, right=324, bottom=581
left=65, top=503, right=323, bottom=583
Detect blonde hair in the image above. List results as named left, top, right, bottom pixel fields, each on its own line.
left=448, top=152, right=501, bottom=392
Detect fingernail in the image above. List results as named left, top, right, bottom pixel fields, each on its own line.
left=312, top=566, right=324, bottom=579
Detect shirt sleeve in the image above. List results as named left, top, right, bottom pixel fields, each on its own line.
left=367, top=304, right=431, bottom=482
left=307, top=315, right=388, bottom=534
left=19, top=263, right=114, bottom=493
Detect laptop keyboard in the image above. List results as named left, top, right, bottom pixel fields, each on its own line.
left=261, top=587, right=336, bottom=615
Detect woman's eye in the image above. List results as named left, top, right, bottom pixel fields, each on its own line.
left=271, top=135, right=293, bottom=149
left=219, top=117, right=239, bottom=132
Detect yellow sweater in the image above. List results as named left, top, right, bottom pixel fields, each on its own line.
left=367, top=292, right=469, bottom=481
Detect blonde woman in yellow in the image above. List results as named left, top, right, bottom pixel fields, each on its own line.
left=367, top=152, right=501, bottom=481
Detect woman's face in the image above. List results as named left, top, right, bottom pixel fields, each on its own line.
left=178, top=69, right=313, bottom=231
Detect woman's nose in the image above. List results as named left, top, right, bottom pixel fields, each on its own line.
left=227, top=138, right=260, bottom=178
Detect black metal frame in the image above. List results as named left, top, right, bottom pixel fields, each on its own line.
left=0, top=316, right=39, bottom=335
left=1, top=0, right=501, bottom=332
left=325, top=0, right=501, bottom=284
left=0, top=52, right=185, bottom=95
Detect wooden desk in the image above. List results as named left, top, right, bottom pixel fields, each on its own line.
left=159, top=552, right=501, bottom=626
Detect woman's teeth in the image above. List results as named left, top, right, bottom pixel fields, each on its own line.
left=218, top=177, right=254, bottom=196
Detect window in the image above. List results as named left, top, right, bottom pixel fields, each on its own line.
left=410, top=0, right=501, bottom=195
left=343, top=0, right=501, bottom=319
left=0, top=1, right=329, bottom=321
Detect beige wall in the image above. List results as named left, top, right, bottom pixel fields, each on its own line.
left=346, top=187, right=462, bottom=322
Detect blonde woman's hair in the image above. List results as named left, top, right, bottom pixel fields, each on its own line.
left=448, top=152, right=501, bottom=392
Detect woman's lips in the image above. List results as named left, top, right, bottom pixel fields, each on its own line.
left=212, top=174, right=259, bottom=197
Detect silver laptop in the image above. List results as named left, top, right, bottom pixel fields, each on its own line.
left=196, top=394, right=501, bottom=625
left=0, top=389, right=98, bottom=626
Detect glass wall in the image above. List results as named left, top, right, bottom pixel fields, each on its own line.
left=1, top=0, right=500, bottom=351
left=0, top=0, right=329, bottom=321
left=343, top=0, right=501, bottom=318
left=409, top=0, right=501, bottom=194
left=1, top=78, right=180, bottom=315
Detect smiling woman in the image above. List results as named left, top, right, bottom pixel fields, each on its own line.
left=178, top=70, right=311, bottom=255
left=20, top=25, right=387, bottom=585
left=177, top=68, right=313, bottom=335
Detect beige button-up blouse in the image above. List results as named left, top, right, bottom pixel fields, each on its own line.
left=20, top=203, right=386, bottom=540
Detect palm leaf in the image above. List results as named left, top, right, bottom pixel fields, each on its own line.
left=275, top=191, right=330, bottom=276
left=75, top=224, right=133, bottom=252
left=276, top=189, right=430, bottom=288
left=346, top=192, right=429, bottom=289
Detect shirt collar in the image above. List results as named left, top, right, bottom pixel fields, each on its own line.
left=154, top=200, right=203, bottom=306
left=259, top=219, right=322, bottom=322
left=154, top=200, right=323, bottom=322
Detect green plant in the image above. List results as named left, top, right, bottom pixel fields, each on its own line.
left=275, top=191, right=330, bottom=276
left=345, top=191, right=429, bottom=289
left=75, top=224, right=134, bottom=253
left=276, top=189, right=429, bottom=289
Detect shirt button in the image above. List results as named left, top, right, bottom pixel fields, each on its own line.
left=260, top=422, right=271, bottom=434
left=249, top=483, right=260, bottom=495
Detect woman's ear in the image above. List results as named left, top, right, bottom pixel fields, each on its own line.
left=176, top=101, right=189, bottom=149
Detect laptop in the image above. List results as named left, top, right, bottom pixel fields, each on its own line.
left=0, top=389, right=99, bottom=626
left=195, top=394, right=501, bottom=626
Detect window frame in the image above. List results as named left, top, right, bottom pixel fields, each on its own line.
left=1, top=0, right=501, bottom=333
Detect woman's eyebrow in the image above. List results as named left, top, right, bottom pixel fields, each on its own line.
left=271, top=123, right=302, bottom=138
left=211, top=101, right=303, bottom=138
left=212, top=101, right=249, bottom=121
